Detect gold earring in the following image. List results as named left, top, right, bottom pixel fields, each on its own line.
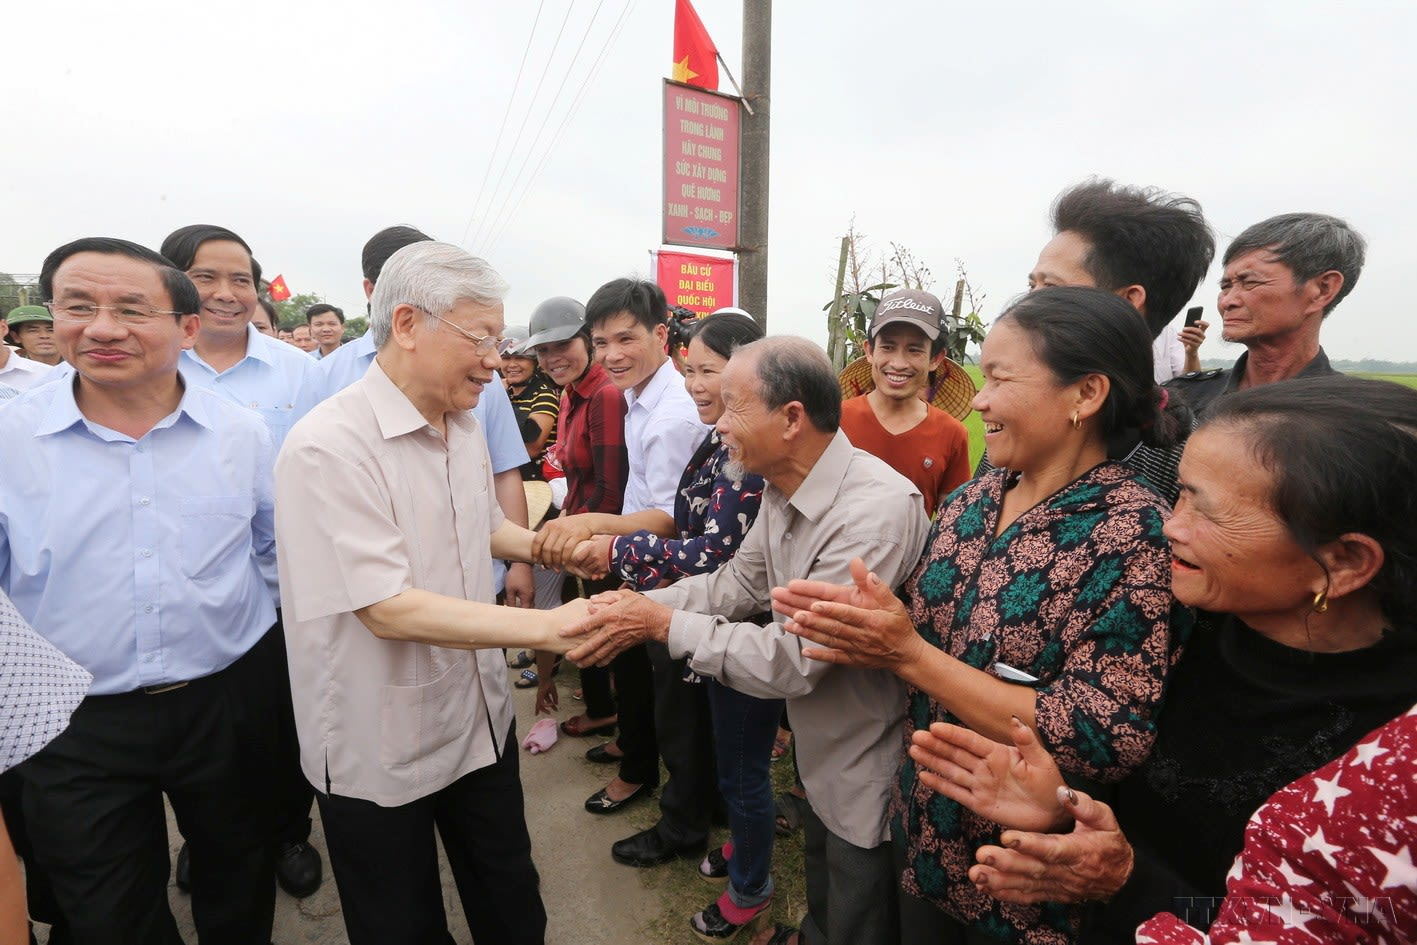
left=1071, top=412, right=1081, bottom=430
left=1312, top=590, right=1329, bottom=614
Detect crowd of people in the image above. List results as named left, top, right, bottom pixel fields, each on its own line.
left=1, top=178, right=1415, bottom=945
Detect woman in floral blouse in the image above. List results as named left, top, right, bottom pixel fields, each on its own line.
left=573, top=310, right=782, bottom=940
left=773, top=287, right=1194, bottom=944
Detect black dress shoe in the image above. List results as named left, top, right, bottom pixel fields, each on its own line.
left=585, top=742, right=622, bottom=764
left=584, top=781, right=651, bottom=815
left=174, top=842, right=192, bottom=893
left=611, top=825, right=705, bottom=867
left=275, top=840, right=323, bottom=898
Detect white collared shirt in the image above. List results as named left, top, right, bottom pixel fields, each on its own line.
left=622, top=357, right=707, bottom=515
left=0, top=350, right=56, bottom=391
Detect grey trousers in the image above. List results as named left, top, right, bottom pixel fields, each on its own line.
left=799, top=796, right=899, bottom=945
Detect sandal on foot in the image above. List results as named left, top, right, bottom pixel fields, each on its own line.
left=507, top=649, right=535, bottom=669
left=770, top=732, right=792, bottom=762
left=513, top=668, right=539, bottom=689
left=758, top=924, right=801, bottom=945
left=560, top=714, right=617, bottom=737
left=690, top=891, right=772, bottom=942
left=698, top=841, right=732, bottom=883
left=774, top=791, right=806, bottom=837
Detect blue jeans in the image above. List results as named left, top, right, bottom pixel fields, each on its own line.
left=706, top=678, right=783, bottom=907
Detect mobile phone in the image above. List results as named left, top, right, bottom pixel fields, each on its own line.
left=992, top=662, right=1040, bottom=684
left=1183, top=306, right=1203, bottom=328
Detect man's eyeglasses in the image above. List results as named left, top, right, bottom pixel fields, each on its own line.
left=46, top=302, right=182, bottom=326
left=419, top=308, right=504, bottom=356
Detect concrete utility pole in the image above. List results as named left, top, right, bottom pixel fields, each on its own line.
left=738, top=0, right=771, bottom=329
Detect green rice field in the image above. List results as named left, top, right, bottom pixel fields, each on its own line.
left=1356, top=372, right=1417, bottom=389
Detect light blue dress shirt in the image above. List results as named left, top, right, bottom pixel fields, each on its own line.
left=317, top=331, right=529, bottom=591
left=0, top=378, right=277, bottom=695
left=180, top=324, right=323, bottom=452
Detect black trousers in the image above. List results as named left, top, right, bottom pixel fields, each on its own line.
left=19, top=626, right=282, bottom=945
left=317, top=721, right=546, bottom=945
left=563, top=574, right=616, bottom=722
left=647, top=640, right=717, bottom=843
left=0, top=769, right=69, bottom=944
left=268, top=613, right=314, bottom=845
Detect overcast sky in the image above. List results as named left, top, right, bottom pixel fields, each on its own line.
left=4, top=1, right=1414, bottom=362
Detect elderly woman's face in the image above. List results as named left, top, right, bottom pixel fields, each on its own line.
left=1164, top=426, right=1324, bottom=620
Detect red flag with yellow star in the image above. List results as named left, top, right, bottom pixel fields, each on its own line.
left=673, top=0, right=718, bottom=90
left=268, top=275, right=292, bottom=302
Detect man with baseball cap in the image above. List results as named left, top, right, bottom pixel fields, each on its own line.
left=839, top=289, right=971, bottom=517
left=1, top=307, right=61, bottom=389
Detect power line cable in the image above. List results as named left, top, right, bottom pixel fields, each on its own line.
left=461, top=1, right=548, bottom=245
left=470, top=1, right=578, bottom=250
left=477, top=0, right=610, bottom=254
left=485, top=0, right=637, bottom=256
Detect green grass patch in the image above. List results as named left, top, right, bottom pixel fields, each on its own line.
left=961, top=365, right=985, bottom=470
left=637, top=747, right=809, bottom=942
left=1355, top=372, right=1417, bottom=389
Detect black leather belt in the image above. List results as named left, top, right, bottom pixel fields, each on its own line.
left=142, top=681, right=190, bottom=695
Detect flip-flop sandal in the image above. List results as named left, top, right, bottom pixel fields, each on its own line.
left=770, top=733, right=792, bottom=762
left=514, top=669, right=539, bottom=689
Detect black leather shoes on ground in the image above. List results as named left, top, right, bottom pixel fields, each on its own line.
left=585, top=742, right=622, bottom=764
left=611, top=825, right=706, bottom=867
left=584, top=781, right=651, bottom=815
left=174, top=842, right=192, bottom=893
left=275, top=840, right=323, bottom=898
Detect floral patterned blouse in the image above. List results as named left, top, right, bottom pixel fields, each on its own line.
left=609, top=430, right=765, bottom=591
left=892, top=462, right=1189, bottom=944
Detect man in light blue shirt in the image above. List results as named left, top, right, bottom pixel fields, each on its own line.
left=160, top=223, right=326, bottom=898
left=161, top=225, right=322, bottom=453
left=323, top=225, right=534, bottom=605
left=0, top=237, right=281, bottom=942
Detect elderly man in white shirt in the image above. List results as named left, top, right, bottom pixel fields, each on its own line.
left=275, top=241, right=588, bottom=945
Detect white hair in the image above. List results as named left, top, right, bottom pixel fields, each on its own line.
left=369, top=241, right=510, bottom=347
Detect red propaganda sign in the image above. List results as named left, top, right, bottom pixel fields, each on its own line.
left=663, top=79, right=741, bottom=250
left=654, top=250, right=737, bottom=317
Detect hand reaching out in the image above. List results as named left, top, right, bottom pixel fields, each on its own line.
left=770, top=557, right=925, bottom=672
left=568, top=536, right=613, bottom=581
left=969, top=786, right=1134, bottom=905
left=532, top=514, right=594, bottom=569
left=909, top=716, right=1070, bottom=833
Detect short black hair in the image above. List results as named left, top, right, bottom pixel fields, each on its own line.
left=361, top=225, right=432, bottom=284
left=585, top=278, right=668, bottom=334
left=160, top=224, right=263, bottom=285
left=998, top=286, right=1191, bottom=449
left=305, top=303, right=345, bottom=324
left=1202, top=375, right=1417, bottom=625
left=257, top=298, right=278, bottom=321
left=1222, top=213, right=1366, bottom=317
left=40, top=237, right=200, bottom=317
left=1052, top=179, right=1215, bottom=338
left=689, top=310, right=764, bottom=361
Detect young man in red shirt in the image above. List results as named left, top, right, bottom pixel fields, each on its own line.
left=840, top=289, right=970, bottom=517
